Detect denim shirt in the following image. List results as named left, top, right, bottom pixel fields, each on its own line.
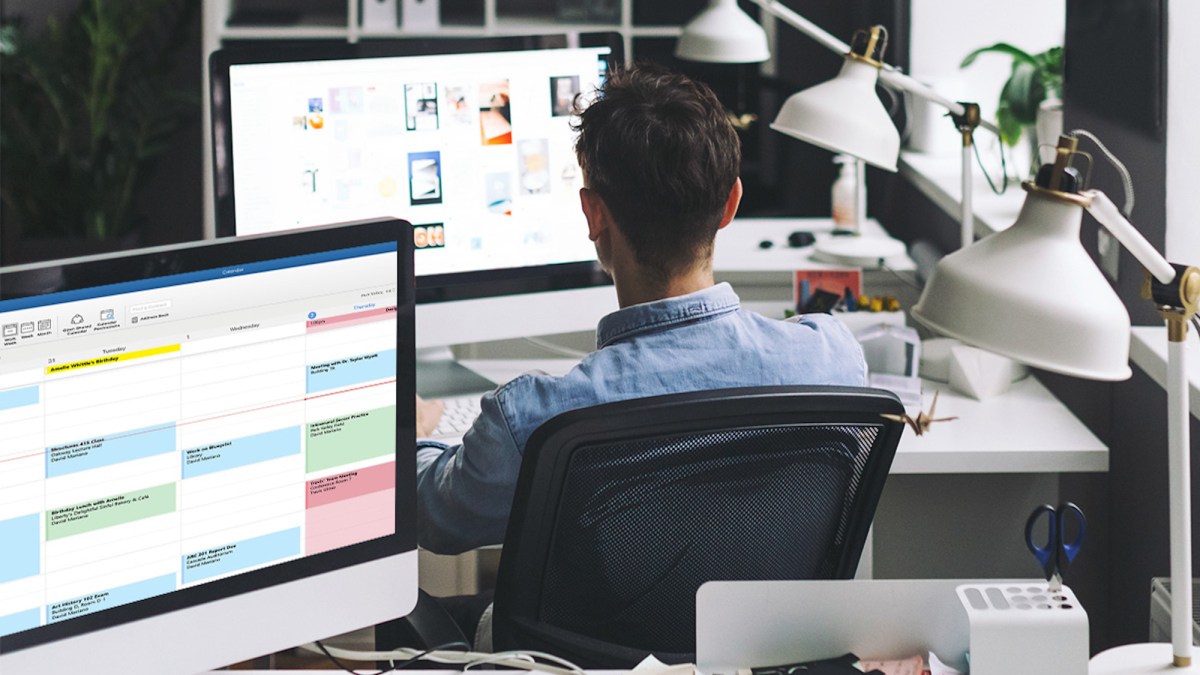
left=415, top=282, right=867, bottom=554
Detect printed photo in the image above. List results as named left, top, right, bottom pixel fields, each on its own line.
left=444, top=84, right=474, bottom=127
left=479, top=80, right=512, bottom=145
left=408, top=151, right=443, bottom=205
left=328, top=86, right=365, bottom=114
left=517, top=139, right=550, bottom=195
left=485, top=172, right=513, bottom=215
left=405, top=82, right=439, bottom=131
left=549, top=76, right=580, bottom=117
left=413, top=222, right=445, bottom=249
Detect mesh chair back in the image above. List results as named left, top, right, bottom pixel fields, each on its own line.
left=491, top=386, right=905, bottom=667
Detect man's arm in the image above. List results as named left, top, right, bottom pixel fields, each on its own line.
left=415, top=387, right=523, bottom=555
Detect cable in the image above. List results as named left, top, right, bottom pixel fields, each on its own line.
left=305, top=642, right=586, bottom=675
left=973, top=135, right=1009, bottom=196
left=316, top=638, right=392, bottom=674
left=879, top=264, right=923, bottom=292
left=523, top=336, right=589, bottom=359
left=314, top=640, right=469, bottom=675
left=1070, top=128, right=1135, bottom=217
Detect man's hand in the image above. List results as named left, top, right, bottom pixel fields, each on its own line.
left=416, top=395, right=445, bottom=438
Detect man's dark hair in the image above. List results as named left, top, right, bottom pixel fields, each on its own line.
left=573, top=63, right=740, bottom=279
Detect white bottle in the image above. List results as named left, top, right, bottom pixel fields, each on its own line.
left=831, top=154, right=857, bottom=230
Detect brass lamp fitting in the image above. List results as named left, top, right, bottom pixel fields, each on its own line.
left=1023, top=134, right=1095, bottom=208
left=846, top=26, right=887, bottom=68
left=949, top=102, right=981, bottom=147
left=1046, top=134, right=1079, bottom=192
left=1144, top=264, right=1200, bottom=343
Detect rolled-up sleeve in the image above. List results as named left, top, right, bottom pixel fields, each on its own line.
left=415, top=386, right=523, bottom=554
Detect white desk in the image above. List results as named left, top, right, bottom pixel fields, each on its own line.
left=459, top=359, right=1106, bottom=475
left=1131, top=325, right=1200, bottom=419
left=717, top=217, right=916, bottom=274
left=898, top=150, right=1025, bottom=240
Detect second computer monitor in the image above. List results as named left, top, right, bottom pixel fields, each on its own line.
left=0, top=218, right=416, bottom=674
left=211, top=36, right=620, bottom=346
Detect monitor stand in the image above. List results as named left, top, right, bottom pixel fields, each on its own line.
left=416, top=347, right=498, bottom=398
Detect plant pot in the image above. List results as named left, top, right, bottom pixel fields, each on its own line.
left=1035, top=98, right=1064, bottom=165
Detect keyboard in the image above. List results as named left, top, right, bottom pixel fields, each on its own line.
left=429, top=394, right=484, bottom=441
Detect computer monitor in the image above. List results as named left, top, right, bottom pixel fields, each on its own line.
left=209, top=36, right=621, bottom=350
left=0, top=218, right=416, bottom=674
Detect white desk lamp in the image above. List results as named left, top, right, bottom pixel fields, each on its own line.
left=913, top=133, right=1200, bottom=673
left=677, top=0, right=1001, bottom=263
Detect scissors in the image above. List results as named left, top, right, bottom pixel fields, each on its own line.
left=1025, top=502, right=1086, bottom=591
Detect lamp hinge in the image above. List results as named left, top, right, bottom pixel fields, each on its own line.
left=1144, top=265, right=1200, bottom=342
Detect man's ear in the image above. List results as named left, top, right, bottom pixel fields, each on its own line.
left=716, top=177, right=744, bottom=230
left=580, top=187, right=610, bottom=242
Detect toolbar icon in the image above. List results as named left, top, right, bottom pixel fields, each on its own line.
left=37, top=319, right=51, bottom=332
left=2, top=324, right=16, bottom=337
left=71, top=314, right=84, bottom=325
left=19, top=322, right=33, bottom=335
left=100, top=309, right=115, bottom=321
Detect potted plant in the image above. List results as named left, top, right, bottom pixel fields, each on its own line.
left=960, top=43, right=1064, bottom=170
left=0, top=0, right=198, bottom=264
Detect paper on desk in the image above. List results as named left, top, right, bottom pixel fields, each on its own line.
left=927, top=652, right=964, bottom=675
left=858, top=655, right=924, bottom=675
left=633, top=654, right=695, bottom=675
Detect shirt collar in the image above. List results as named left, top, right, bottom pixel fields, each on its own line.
left=596, top=282, right=742, bottom=348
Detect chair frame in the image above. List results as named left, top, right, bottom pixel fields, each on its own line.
left=491, top=385, right=905, bottom=666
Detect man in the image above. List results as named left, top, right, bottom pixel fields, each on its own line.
left=416, top=63, right=866, bottom=556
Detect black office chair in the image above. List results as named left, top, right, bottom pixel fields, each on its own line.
left=489, top=385, right=906, bottom=667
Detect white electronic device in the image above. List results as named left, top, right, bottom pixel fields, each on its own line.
left=402, top=0, right=440, bottom=31
left=697, top=579, right=1089, bottom=675
left=956, top=582, right=1088, bottom=675
left=361, top=0, right=399, bottom=30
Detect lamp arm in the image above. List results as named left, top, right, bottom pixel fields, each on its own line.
left=745, top=0, right=850, bottom=58
left=746, top=0, right=1002, bottom=137
left=1085, top=190, right=1176, bottom=285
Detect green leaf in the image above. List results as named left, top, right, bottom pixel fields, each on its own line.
left=1001, top=62, right=1044, bottom=125
left=997, top=103, right=1025, bottom=147
left=961, top=42, right=1038, bottom=69
left=961, top=41, right=1062, bottom=147
left=1037, top=46, right=1064, bottom=98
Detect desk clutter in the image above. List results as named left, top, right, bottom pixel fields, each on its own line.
left=920, top=338, right=1029, bottom=401
left=696, top=580, right=1089, bottom=675
left=738, top=652, right=957, bottom=674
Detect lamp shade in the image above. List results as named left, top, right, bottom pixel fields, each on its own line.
left=771, top=57, right=899, bottom=172
left=911, top=187, right=1133, bottom=381
left=675, top=0, right=770, bottom=63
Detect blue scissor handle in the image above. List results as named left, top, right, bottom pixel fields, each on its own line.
left=1057, top=501, right=1086, bottom=565
left=1025, top=503, right=1059, bottom=579
left=1025, top=502, right=1087, bottom=581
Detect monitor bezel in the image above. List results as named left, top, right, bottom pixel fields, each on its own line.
left=0, top=218, right=416, bottom=658
left=209, top=34, right=622, bottom=305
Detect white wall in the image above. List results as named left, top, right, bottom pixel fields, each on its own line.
left=907, top=0, right=1065, bottom=153
left=1167, top=0, right=1200, bottom=263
